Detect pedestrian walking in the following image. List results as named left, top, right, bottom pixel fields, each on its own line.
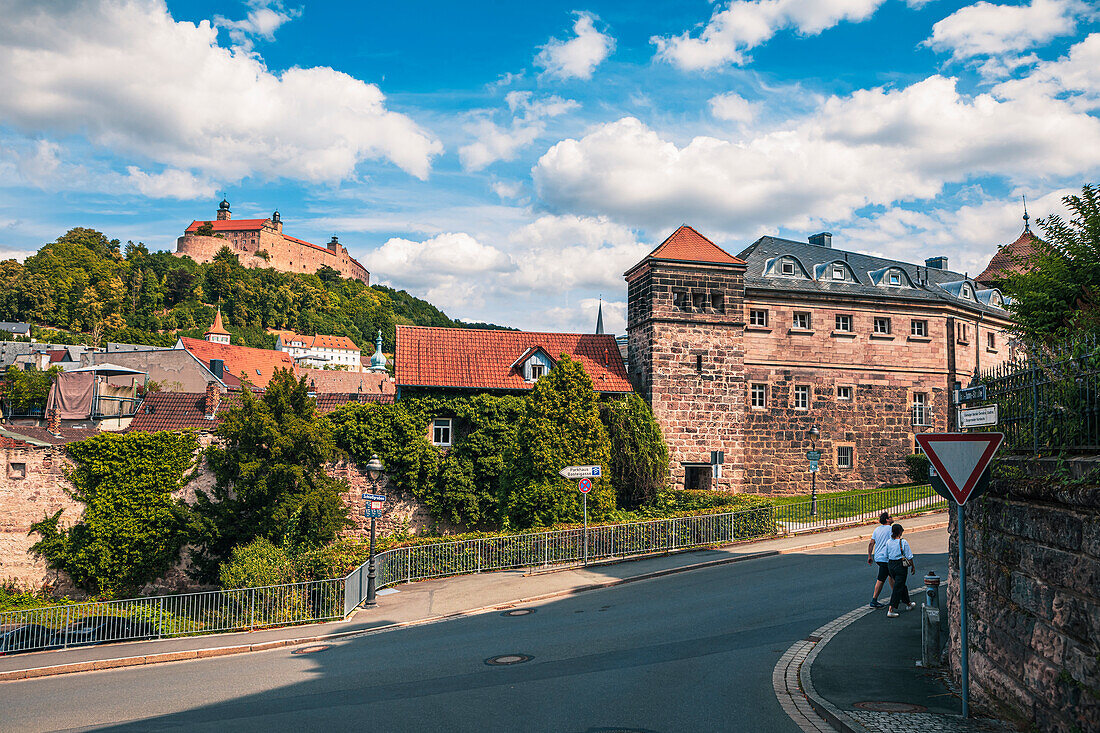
left=885, top=523, right=917, bottom=618
left=867, top=512, right=894, bottom=608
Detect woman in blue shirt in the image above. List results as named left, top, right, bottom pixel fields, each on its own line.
left=885, top=523, right=917, bottom=618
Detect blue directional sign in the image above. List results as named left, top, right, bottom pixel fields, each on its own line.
left=808, top=459, right=819, bottom=473
left=363, top=493, right=386, bottom=518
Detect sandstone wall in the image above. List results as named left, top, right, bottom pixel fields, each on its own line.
left=947, top=465, right=1099, bottom=732
left=175, top=230, right=369, bottom=284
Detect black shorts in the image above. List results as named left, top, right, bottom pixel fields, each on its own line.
left=876, top=562, right=890, bottom=582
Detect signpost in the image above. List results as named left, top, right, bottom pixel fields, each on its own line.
left=915, top=432, right=1004, bottom=718
left=954, top=384, right=987, bottom=404
left=361, top=492, right=387, bottom=606
left=561, top=466, right=603, bottom=567
left=710, top=450, right=724, bottom=481
left=363, top=492, right=386, bottom=519
left=957, top=404, right=998, bottom=429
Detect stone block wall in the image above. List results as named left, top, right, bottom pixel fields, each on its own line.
left=947, top=467, right=1099, bottom=732
left=176, top=228, right=369, bottom=283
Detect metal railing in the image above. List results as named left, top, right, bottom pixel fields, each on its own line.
left=974, top=343, right=1100, bottom=452
left=344, top=484, right=945, bottom=613
left=0, top=578, right=343, bottom=655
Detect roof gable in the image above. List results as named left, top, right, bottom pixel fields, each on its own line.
left=396, top=326, right=632, bottom=393
left=976, top=229, right=1038, bottom=285
left=646, top=226, right=745, bottom=266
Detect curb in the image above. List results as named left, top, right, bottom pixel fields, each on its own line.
left=2, top=516, right=948, bottom=683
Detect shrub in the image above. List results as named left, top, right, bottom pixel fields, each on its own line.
left=601, top=394, right=670, bottom=508
left=905, top=453, right=930, bottom=484
left=294, top=538, right=371, bottom=581
left=218, top=538, right=297, bottom=589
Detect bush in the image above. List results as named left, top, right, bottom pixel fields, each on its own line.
left=905, top=453, right=930, bottom=484
left=601, top=394, right=670, bottom=508
left=294, top=538, right=371, bottom=581
left=218, top=538, right=297, bottom=589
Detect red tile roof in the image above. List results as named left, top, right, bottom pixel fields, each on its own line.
left=0, top=434, right=33, bottom=448
left=185, top=219, right=268, bottom=233
left=976, top=229, right=1038, bottom=286
left=205, top=309, right=229, bottom=336
left=280, top=332, right=360, bottom=351
left=396, top=325, right=633, bottom=393
left=0, top=426, right=99, bottom=446
left=296, top=368, right=393, bottom=395
left=646, top=225, right=745, bottom=266
left=179, top=337, right=295, bottom=389
left=128, top=390, right=392, bottom=432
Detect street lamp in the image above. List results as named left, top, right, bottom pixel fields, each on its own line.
left=364, top=454, right=384, bottom=608
left=809, top=426, right=820, bottom=516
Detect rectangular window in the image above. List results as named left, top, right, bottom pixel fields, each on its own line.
left=837, top=446, right=854, bottom=469
left=750, top=383, right=767, bottom=409
left=987, top=333, right=995, bottom=349
left=672, top=290, right=688, bottom=310
left=957, top=323, right=969, bottom=343
left=710, top=292, right=725, bottom=313
left=911, top=319, right=928, bottom=337
left=912, top=393, right=929, bottom=426
left=793, top=312, right=811, bottom=330
left=835, top=314, right=852, bottom=332
left=874, top=317, right=892, bottom=334
left=432, top=418, right=452, bottom=447
left=793, top=385, right=810, bottom=410
left=781, top=260, right=795, bottom=275
left=889, top=272, right=901, bottom=285
left=749, top=309, right=768, bottom=327
left=7, top=462, right=25, bottom=479
left=832, top=266, right=844, bottom=280
left=692, top=291, right=707, bottom=311
left=530, top=363, right=546, bottom=381
left=837, top=385, right=853, bottom=401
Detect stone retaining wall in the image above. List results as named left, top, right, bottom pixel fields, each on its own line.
left=947, top=460, right=1099, bottom=732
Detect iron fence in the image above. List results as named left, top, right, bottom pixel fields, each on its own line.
left=0, top=578, right=343, bottom=655
left=974, top=345, right=1100, bottom=452
left=344, top=484, right=945, bottom=613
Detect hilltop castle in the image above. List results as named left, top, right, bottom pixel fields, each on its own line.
left=175, top=198, right=370, bottom=283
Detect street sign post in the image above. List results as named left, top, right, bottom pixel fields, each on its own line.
left=577, top=478, right=594, bottom=566
left=362, top=493, right=386, bottom=518
left=915, top=432, right=1004, bottom=719
left=808, top=459, right=819, bottom=473
left=558, top=465, right=602, bottom=479
left=805, top=450, right=821, bottom=461
left=957, top=404, right=998, bottom=429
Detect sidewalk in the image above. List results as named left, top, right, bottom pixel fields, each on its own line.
left=0, top=510, right=948, bottom=683
left=802, top=567, right=1016, bottom=732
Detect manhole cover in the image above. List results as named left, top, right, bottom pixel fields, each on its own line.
left=501, top=608, right=536, bottom=617
left=853, top=701, right=928, bottom=713
left=292, top=645, right=330, bottom=655
left=485, top=654, right=533, bottom=666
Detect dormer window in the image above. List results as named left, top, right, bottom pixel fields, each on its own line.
left=961, top=284, right=973, bottom=300
left=530, top=363, right=546, bottom=381
left=781, top=260, right=795, bottom=276
left=832, top=266, right=844, bottom=280
left=888, top=272, right=901, bottom=285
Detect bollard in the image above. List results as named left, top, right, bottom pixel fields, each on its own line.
left=922, top=605, right=941, bottom=668
left=924, top=570, right=941, bottom=612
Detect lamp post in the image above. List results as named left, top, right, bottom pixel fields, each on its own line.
left=364, top=454, right=384, bottom=608
left=809, top=425, right=820, bottom=516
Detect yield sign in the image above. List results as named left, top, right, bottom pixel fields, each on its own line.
left=915, top=432, right=1004, bottom=505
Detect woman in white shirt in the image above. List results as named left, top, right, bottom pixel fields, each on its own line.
left=885, top=523, right=917, bottom=618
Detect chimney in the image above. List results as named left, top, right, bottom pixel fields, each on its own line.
left=210, top=358, right=224, bottom=379
left=205, top=382, right=221, bottom=419
left=925, top=256, right=948, bottom=270
left=808, top=232, right=832, bottom=248
left=47, top=408, right=61, bottom=435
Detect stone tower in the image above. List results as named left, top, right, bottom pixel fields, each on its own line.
left=216, top=197, right=231, bottom=221
left=625, top=226, right=747, bottom=491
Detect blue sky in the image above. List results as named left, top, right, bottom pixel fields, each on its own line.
left=1, top=0, right=1098, bottom=334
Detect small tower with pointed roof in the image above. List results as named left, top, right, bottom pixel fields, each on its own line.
left=205, top=308, right=231, bottom=345
left=216, top=196, right=231, bottom=221
left=369, top=330, right=388, bottom=373
left=595, top=298, right=605, bottom=335
left=624, top=225, right=748, bottom=491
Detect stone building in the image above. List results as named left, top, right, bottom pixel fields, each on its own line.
left=275, top=331, right=362, bottom=370
left=175, top=198, right=370, bottom=283
left=626, top=225, right=1017, bottom=494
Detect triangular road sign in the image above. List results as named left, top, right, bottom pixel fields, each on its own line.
left=916, top=432, right=1004, bottom=505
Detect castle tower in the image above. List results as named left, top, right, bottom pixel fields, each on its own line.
left=272, top=210, right=282, bottom=233
left=205, top=308, right=231, bottom=345
left=624, top=226, right=747, bottom=491
left=216, top=197, right=231, bottom=221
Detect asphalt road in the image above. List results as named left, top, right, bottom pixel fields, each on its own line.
left=0, top=528, right=949, bottom=733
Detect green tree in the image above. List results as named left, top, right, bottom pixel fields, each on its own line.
left=501, top=356, right=615, bottom=527
left=29, top=431, right=198, bottom=597
left=189, top=370, right=350, bottom=580
left=2, top=365, right=61, bottom=413
left=1002, top=183, right=1100, bottom=344
left=600, top=393, right=670, bottom=508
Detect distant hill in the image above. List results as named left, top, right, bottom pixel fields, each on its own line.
left=0, top=228, right=514, bottom=350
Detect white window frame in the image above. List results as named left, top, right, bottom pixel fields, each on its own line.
left=832, top=266, right=844, bottom=280
left=874, top=317, right=892, bottom=334
left=837, top=445, right=854, bottom=469
left=529, top=362, right=546, bottom=381
left=911, top=319, right=928, bottom=338
left=749, top=309, right=768, bottom=327
left=750, top=383, right=767, bottom=409
left=432, top=418, right=452, bottom=447
left=793, top=384, right=810, bottom=410
left=835, top=314, right=853, bottom=332
left=793, top=312, right=811, bottom=330
left=781, top=260, right=795, bottom=276
left=888, top=272, right=901, bottom=285
left=837, top=385, right=853, bottom=401
left=912, top=393, right=930, bottom=426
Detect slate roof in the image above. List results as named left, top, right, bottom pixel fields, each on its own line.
left=976, top=229, right=1038, bottom=286
left=178, top=337, right=295, bottom=389
left=396, top=325, right=633, bottom=393
left=644, top=225, right=746, bottom=267
left=736, top=236, right=1011, bottom=317
left=127, top=390, right=392, bottom=432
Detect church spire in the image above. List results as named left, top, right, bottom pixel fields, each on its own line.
left=1022, top=194, right=1031, bottom=233
left=595, top=297, right=605, bottom=335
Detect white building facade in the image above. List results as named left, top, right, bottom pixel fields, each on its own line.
left=275, top=332, right=362, bottom=371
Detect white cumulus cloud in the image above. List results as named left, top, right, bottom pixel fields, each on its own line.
left=125, top=167, right=216, bottom=199
left=926, top=0, right=1085, bottom=60
left=709, top=92, right=762, bottom=123
left=993, top=33, right=1100, bottom=109
left=532, top=75, right=1100, bottom=235
left=215, top=1, right=300, bottom=51
left=535, top=12, right=615, bottom=80
left=459, top=92, right=579, bottom=171
left=0, top=0, right=442, bottom=187
left=653, top=0, right=885, bottom=71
